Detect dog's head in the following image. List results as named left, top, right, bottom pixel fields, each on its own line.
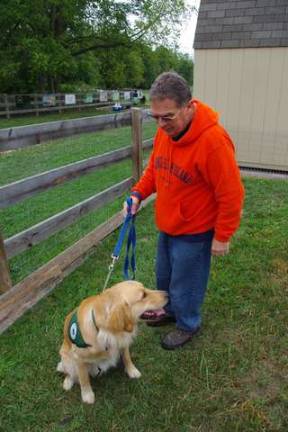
left=99, top=281, right=168, bottom=334
left=62, top=281, right=168, bottom=359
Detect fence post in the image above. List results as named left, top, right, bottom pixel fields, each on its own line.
left=131, top=108, right=143, bottom=182
left=34, top=95, right=39, bottom=116
left=58, top=94, right=62, bottom=113
left=0, top=232, right=12, bottom=293
left=4, top=94, right=10, bottom=119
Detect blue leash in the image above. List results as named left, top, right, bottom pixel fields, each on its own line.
left=103, top=197, right=136, bottom=290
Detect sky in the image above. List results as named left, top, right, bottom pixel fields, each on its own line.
left=178, top=0, right=201, bottom=57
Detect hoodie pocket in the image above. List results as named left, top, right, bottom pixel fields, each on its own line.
left=178, top=200, right=194, bottom=222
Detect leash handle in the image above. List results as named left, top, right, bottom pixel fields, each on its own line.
left=125, top=196, right=133, bottom=216
left=111, top=197, right=134, bottom=259
left=122, top=198, right=136, bottom=279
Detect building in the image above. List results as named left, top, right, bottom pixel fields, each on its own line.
left=193, top=0, right=288, bottom=171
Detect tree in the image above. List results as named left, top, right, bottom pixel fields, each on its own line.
left=176, top=53, right=194, bottom=86
left=0, top=0, right=190, bottom=92
left=139, top=44, right=159, bottom=89
left=97, top=48, right=127, bottom=88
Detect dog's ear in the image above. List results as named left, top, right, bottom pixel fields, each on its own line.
left=108, top=303, right=134, bottom=333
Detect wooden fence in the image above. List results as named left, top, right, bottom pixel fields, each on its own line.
left=0, top=108, right=153, bottom=333
left=0, top=90, right=142, bottom=119
left=0, top=109, right=150, bottom=152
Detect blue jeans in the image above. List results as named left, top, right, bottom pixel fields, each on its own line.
left=156, top=231, right=213, bottom=332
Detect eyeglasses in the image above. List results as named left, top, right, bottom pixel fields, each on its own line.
left=148, top=108, right=182, bottom=123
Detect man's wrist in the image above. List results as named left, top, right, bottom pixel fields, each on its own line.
left=214, top=234, right=230, bottom=243
left=131, top=191, right=142, bottom=201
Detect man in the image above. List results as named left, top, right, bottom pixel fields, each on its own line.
left=127, top=71, right=244, bottom=350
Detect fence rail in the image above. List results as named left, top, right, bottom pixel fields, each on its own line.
left=0, top=111, right=130, bottom=151
left=0, top=235, right=12, bottom=294
left=5, top=178, right=133, bottom=259
left=0, top=109, right=150, bottom=152
left=0, top=139, right=153, bottom=208
left=0, top=107, right=152, bottom=333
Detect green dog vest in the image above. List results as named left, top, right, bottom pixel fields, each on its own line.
left=68, top=310, right=91, bottom=348
left=68, top=309, right=98, bottom=349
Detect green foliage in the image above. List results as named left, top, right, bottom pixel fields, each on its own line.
left=0, top=0, right=193, bottom=92
left=125, top=49, right=145, bottom=88
left=0, top=0, right=86, bottom=92
left=176, top=53, right=194, bottom=85
left=153, top=46, right=194, bottom=86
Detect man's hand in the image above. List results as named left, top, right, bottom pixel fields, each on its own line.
left=211, top=238, right=230, bottom=256
left=123, top=196, right=140, bottom=217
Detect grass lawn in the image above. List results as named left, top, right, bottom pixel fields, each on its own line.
left=0, top=121, right=156, bottom=185
left=1, top=176, right=288, bottom=431
left=0, top=108, right=112, bottom=129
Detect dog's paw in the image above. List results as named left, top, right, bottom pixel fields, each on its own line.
left=57, top=361, right=64, bottom=373
left=81, top=389, right=95, bottom=404
left=126, top=366, right=141, bottom=379
left=63, top=376, right=74, bottom=391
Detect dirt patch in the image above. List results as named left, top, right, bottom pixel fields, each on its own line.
left=238, top=358, right=285, bottom=401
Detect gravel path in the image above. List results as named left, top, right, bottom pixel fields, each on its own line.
left=240, top=168, right=288, bottom=180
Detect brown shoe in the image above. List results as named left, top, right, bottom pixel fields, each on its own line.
left=161, top=327, right=200, bottom=350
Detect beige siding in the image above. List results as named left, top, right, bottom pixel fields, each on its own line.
left=193, top=47, right=288, bottom=170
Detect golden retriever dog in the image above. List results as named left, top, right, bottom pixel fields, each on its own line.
left=57, top=280, right=168, bottom=404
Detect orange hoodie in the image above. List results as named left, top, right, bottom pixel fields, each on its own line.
left=132, top=100, right=244, bottom=242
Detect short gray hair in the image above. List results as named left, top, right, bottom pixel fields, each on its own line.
left=149, top=71, right=191, bottom=107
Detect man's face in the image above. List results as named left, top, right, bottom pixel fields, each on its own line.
left=150, top=98, right=194, bottom=137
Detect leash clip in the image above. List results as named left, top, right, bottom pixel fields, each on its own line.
left=109, top=255, right=118, bottom=271
left=103, top=255, right=118, bottom=291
